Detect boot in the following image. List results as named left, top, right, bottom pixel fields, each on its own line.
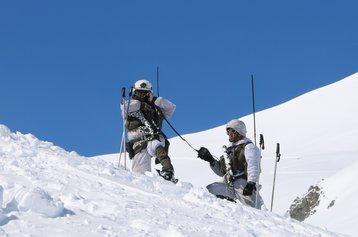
left=160, top=169, right=174, bottom=181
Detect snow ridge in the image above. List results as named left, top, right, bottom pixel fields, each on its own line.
left=0, top=125, right=344, bottom=236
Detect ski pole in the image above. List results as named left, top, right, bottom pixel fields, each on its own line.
left=157, top=66, right=160, bottom=97
left=251, top=75, right=257, bottom=145
left=270, top=143, right=281, bottom=211
left=118, top=131, right=125, bottom=167
left=119, top=87, right=134, bottom=170
left=123, top=87, right=134, bottom=170
left=255, top=134, right=265, bottom=209
left=119, top=87, right=126, bottom=168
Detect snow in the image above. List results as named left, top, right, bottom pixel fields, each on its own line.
left=0, top=130, right=344, bottom=236
left=168, top=73, right=358, bottom=236
left=1, top=72, right=358, bottom=236
left=306, top=159, right=358, bottom=234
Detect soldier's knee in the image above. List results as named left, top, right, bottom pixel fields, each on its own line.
left=155, top=146, right=168, bottom=159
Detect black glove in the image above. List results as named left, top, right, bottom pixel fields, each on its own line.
left=243, top=182, right=256, bottom=196
left=197, top=147, right=215, bottom=164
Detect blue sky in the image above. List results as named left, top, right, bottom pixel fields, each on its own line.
left=1, top=1, right=357, bottom=156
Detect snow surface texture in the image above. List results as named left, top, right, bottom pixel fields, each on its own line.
left=165, top=72, right=358, bottom=237
left=1, top=72, right=357, bottom=236
left=0, top=127, right=345, bottom=236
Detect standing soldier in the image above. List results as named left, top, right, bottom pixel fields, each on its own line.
left=197, top=119, right=264, bottom=208
left=121, top=79, right=177, bottom=182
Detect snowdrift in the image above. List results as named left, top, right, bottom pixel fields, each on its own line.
left=0, top=124, right=345, bottom=236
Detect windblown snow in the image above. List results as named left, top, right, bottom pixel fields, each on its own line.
left=1, top=72, right=358, bottom=236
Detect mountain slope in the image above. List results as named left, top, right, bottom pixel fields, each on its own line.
left=0, top=125, right=345, bottom=237
left=305, top=158, right=358, bottom=234
left=166, top=72, right=358, bottom=236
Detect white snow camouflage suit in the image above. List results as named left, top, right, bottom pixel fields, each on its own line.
left=121, top=96, right=176, bottom=174
left=207, top=137, right=264, bottom=209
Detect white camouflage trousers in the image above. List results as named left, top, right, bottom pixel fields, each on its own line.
left=206, top=178, right=264, bottom=209
left=131, top=137, right=166, bottom=174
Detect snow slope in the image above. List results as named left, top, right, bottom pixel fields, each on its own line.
left=166, top=72, right=358, bottom=236
left=1, top=72, right=357, bottom=236
left=306, top=159, right=358, bottom=234
left=0, top=125, right=345, bottom=236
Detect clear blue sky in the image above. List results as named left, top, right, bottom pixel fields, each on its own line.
left=1, top=1, right=357, bottom=156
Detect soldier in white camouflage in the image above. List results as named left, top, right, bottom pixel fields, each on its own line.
left=197, top=119, right=264, bottom=208
left=121, top=79, right=176, bottom=181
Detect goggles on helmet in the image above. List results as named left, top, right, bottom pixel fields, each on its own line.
left=135, top=90, right=151, bottom=95
left=226, top=128, right=237, bottom=135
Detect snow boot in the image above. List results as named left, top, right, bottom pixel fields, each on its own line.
left=156, top=169, right=178, bottom=184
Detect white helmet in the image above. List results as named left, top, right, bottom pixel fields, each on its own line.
left=134, top=79, right=152, bottom=92
left=226, top=119, right=247, bottom=137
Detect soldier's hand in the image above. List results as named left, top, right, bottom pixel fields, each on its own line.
left=243, top=182, right=256, bottom=196
left=197, top=147, right=215, bottom=164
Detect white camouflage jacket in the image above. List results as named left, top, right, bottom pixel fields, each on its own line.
left=210, top=137, right=261, bottom=183
left=121, top=97, right=176, bottom=142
